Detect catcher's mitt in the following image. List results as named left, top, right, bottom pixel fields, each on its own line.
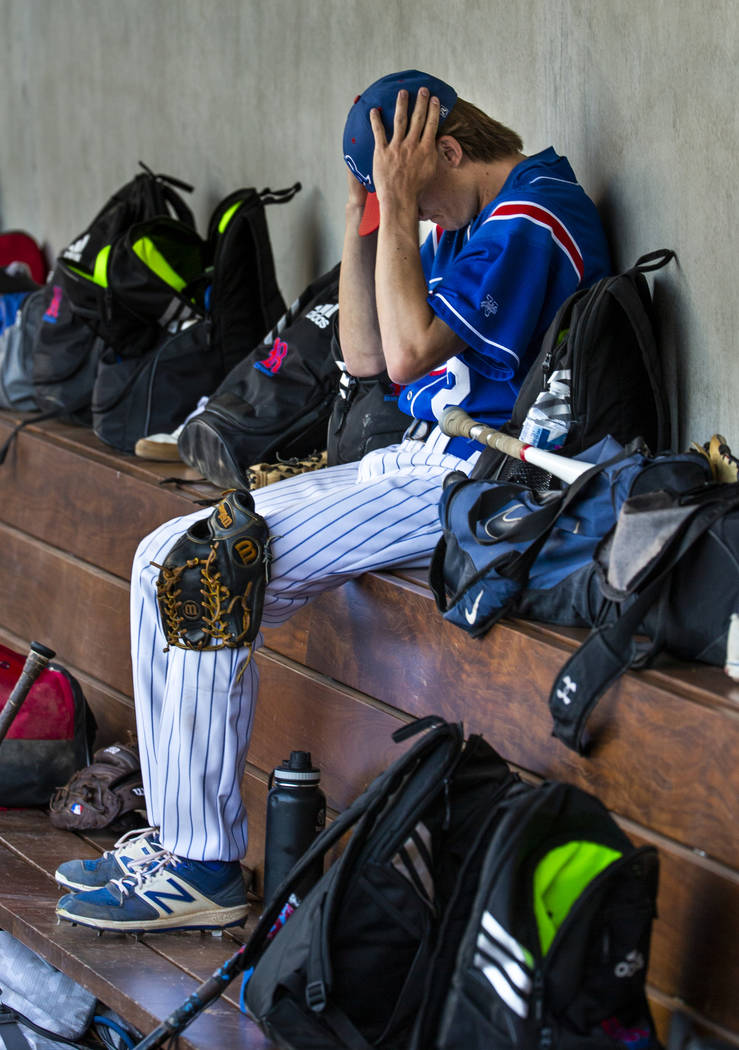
left=49, top=740, right=145, bottom=831
left=154, top=489, right=271, bottom=652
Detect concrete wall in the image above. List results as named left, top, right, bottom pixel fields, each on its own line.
left=1, top=0, right=736, bottom=448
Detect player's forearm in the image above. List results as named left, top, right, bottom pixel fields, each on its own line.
left=337, top=203, right=386, bottom=377
left=374, top=209, right=456, bottom=384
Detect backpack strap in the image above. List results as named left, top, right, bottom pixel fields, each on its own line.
left=549, top=484, right=739, bottom=754
left=607, top=250, right=676, bottom=451
left=633, top=248, right=677, bottom=272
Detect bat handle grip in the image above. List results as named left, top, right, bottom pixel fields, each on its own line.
left=0, top=640, right=56, bottom=745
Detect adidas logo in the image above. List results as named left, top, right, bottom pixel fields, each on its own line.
left=62, top=233, right=90, bottom=263
left=305, top=302, right=339, bottom=329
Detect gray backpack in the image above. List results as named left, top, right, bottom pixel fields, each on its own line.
left=0, top=286, right=43, bottom=411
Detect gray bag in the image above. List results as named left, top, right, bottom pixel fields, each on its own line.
left=0, top=288, right=43, bottom=411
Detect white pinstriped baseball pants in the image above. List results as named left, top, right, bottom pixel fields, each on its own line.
left=130, top=430, right=477, bottom=861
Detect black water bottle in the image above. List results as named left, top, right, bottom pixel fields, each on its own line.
left=263, top=750, right=326, bottom=906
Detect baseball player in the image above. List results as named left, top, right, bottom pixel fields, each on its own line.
left=54, top=70, right=611, bottom=932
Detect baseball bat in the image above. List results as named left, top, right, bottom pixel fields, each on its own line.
left=440, top=407, right=589, bottom=485
left=0, top=641, right=56, bottom=746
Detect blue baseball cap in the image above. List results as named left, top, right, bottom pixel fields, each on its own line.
left=343, top=70, right=458, bottom=235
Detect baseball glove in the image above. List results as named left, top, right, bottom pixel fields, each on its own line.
left=690, top=433, right=738, bottom=484
left=153, top=489, right=271, bottom=652
left=49, top=740, right=145, bottom=831
left=246, top=451, right=327, bottom=489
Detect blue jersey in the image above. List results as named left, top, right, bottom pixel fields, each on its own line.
left=399, top=148, right=611, bottom=441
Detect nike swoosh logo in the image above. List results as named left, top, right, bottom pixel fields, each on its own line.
left=464, top=590, right=484, bottom=625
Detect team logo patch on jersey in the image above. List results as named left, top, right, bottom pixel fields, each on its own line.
left=480, top=294, right=499, bottom=317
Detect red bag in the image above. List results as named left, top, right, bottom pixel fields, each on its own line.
left=0, top=230, right=48, bottom=285
left=0, top=643, right=96, bottom=807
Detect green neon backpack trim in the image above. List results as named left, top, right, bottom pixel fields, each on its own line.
left=67, top=243, right=112, bottom=288
left=132, top=236, right=187, bottom=292
left=218, top=200, right=243, bottom=235
left=533, top=840, right=622, bottom=955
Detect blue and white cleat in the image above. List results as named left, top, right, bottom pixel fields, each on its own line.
left=55, top=849, right=249, bottom=933
left=54, top=826, right=162, bottom=892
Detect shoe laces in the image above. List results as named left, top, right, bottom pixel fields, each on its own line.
left=109, top=823, right=158, bottom=856
left=102, top=825, right=159, bottom=861
left=110, top=847, right=181, bottom=898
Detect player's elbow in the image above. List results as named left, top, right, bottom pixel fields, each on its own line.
left=384, top=339, right=436, bottom=386
left=386, top=358, right=425, bottom=386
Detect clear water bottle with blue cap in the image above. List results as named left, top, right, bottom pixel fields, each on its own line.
left=519, top=368, right=572, bottom=450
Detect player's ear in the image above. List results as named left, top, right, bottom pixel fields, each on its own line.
left=438, top=135, right=464, bottom=168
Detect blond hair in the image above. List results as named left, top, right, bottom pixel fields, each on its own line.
left=440, top=98, right=523, bottom=162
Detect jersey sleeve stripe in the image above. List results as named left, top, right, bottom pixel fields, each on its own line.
left=433, top=292, right=520, bottom=365
left=483, top=201, right=584, bottom=280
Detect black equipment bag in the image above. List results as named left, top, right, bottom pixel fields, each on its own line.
left=549, top=477, right=739, bottom=753
left=471, top=250, right=675, bottom=488
left=242, top=716, right=521, bottom=1050
left=177, top=263, right=341, bottom=489
left=90, top=321, right=214, bottom=453
left=327, top=317, right=409, bottom=465
left=432, top=780, right=660, bottom=1050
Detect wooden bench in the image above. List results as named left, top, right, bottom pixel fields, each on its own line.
left=0, top=411, right=737, bottom=1048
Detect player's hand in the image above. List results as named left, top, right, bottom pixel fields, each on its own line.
left=369, top=87, right=441, bottom=215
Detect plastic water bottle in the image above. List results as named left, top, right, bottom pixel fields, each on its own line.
left=263, top=751, right=326, bottom=906
left=519, top=368, right=572, bottom=450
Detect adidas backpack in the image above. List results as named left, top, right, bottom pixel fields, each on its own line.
left=177, top=263, right=342, bottom=489
left=432, top=780, right=660, bottom=1050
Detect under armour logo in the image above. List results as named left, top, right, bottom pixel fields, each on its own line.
left=480, top=294, right=498, bottom=317
left=556, top=674, right=577, bottom=705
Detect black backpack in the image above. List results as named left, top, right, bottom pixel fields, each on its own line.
left=326, top=317, right=410, bottom=465
left=471, top=250, right=675, bottom=487
left=87, top=184, right=300, bottom=453
left=177, top=264, right=342, bottom=489
left=55, top=163, right=198, bottom=358
left=549, top=475, right=739, bottom=754
left=240, top=717, right=660, bottom=1050
left=242, top=716, right=521, bottom=1050
left=432, top=780, right=660, bottom=1050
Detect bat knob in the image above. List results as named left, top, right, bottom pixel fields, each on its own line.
left=30, top=641, right=56, bottom=661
